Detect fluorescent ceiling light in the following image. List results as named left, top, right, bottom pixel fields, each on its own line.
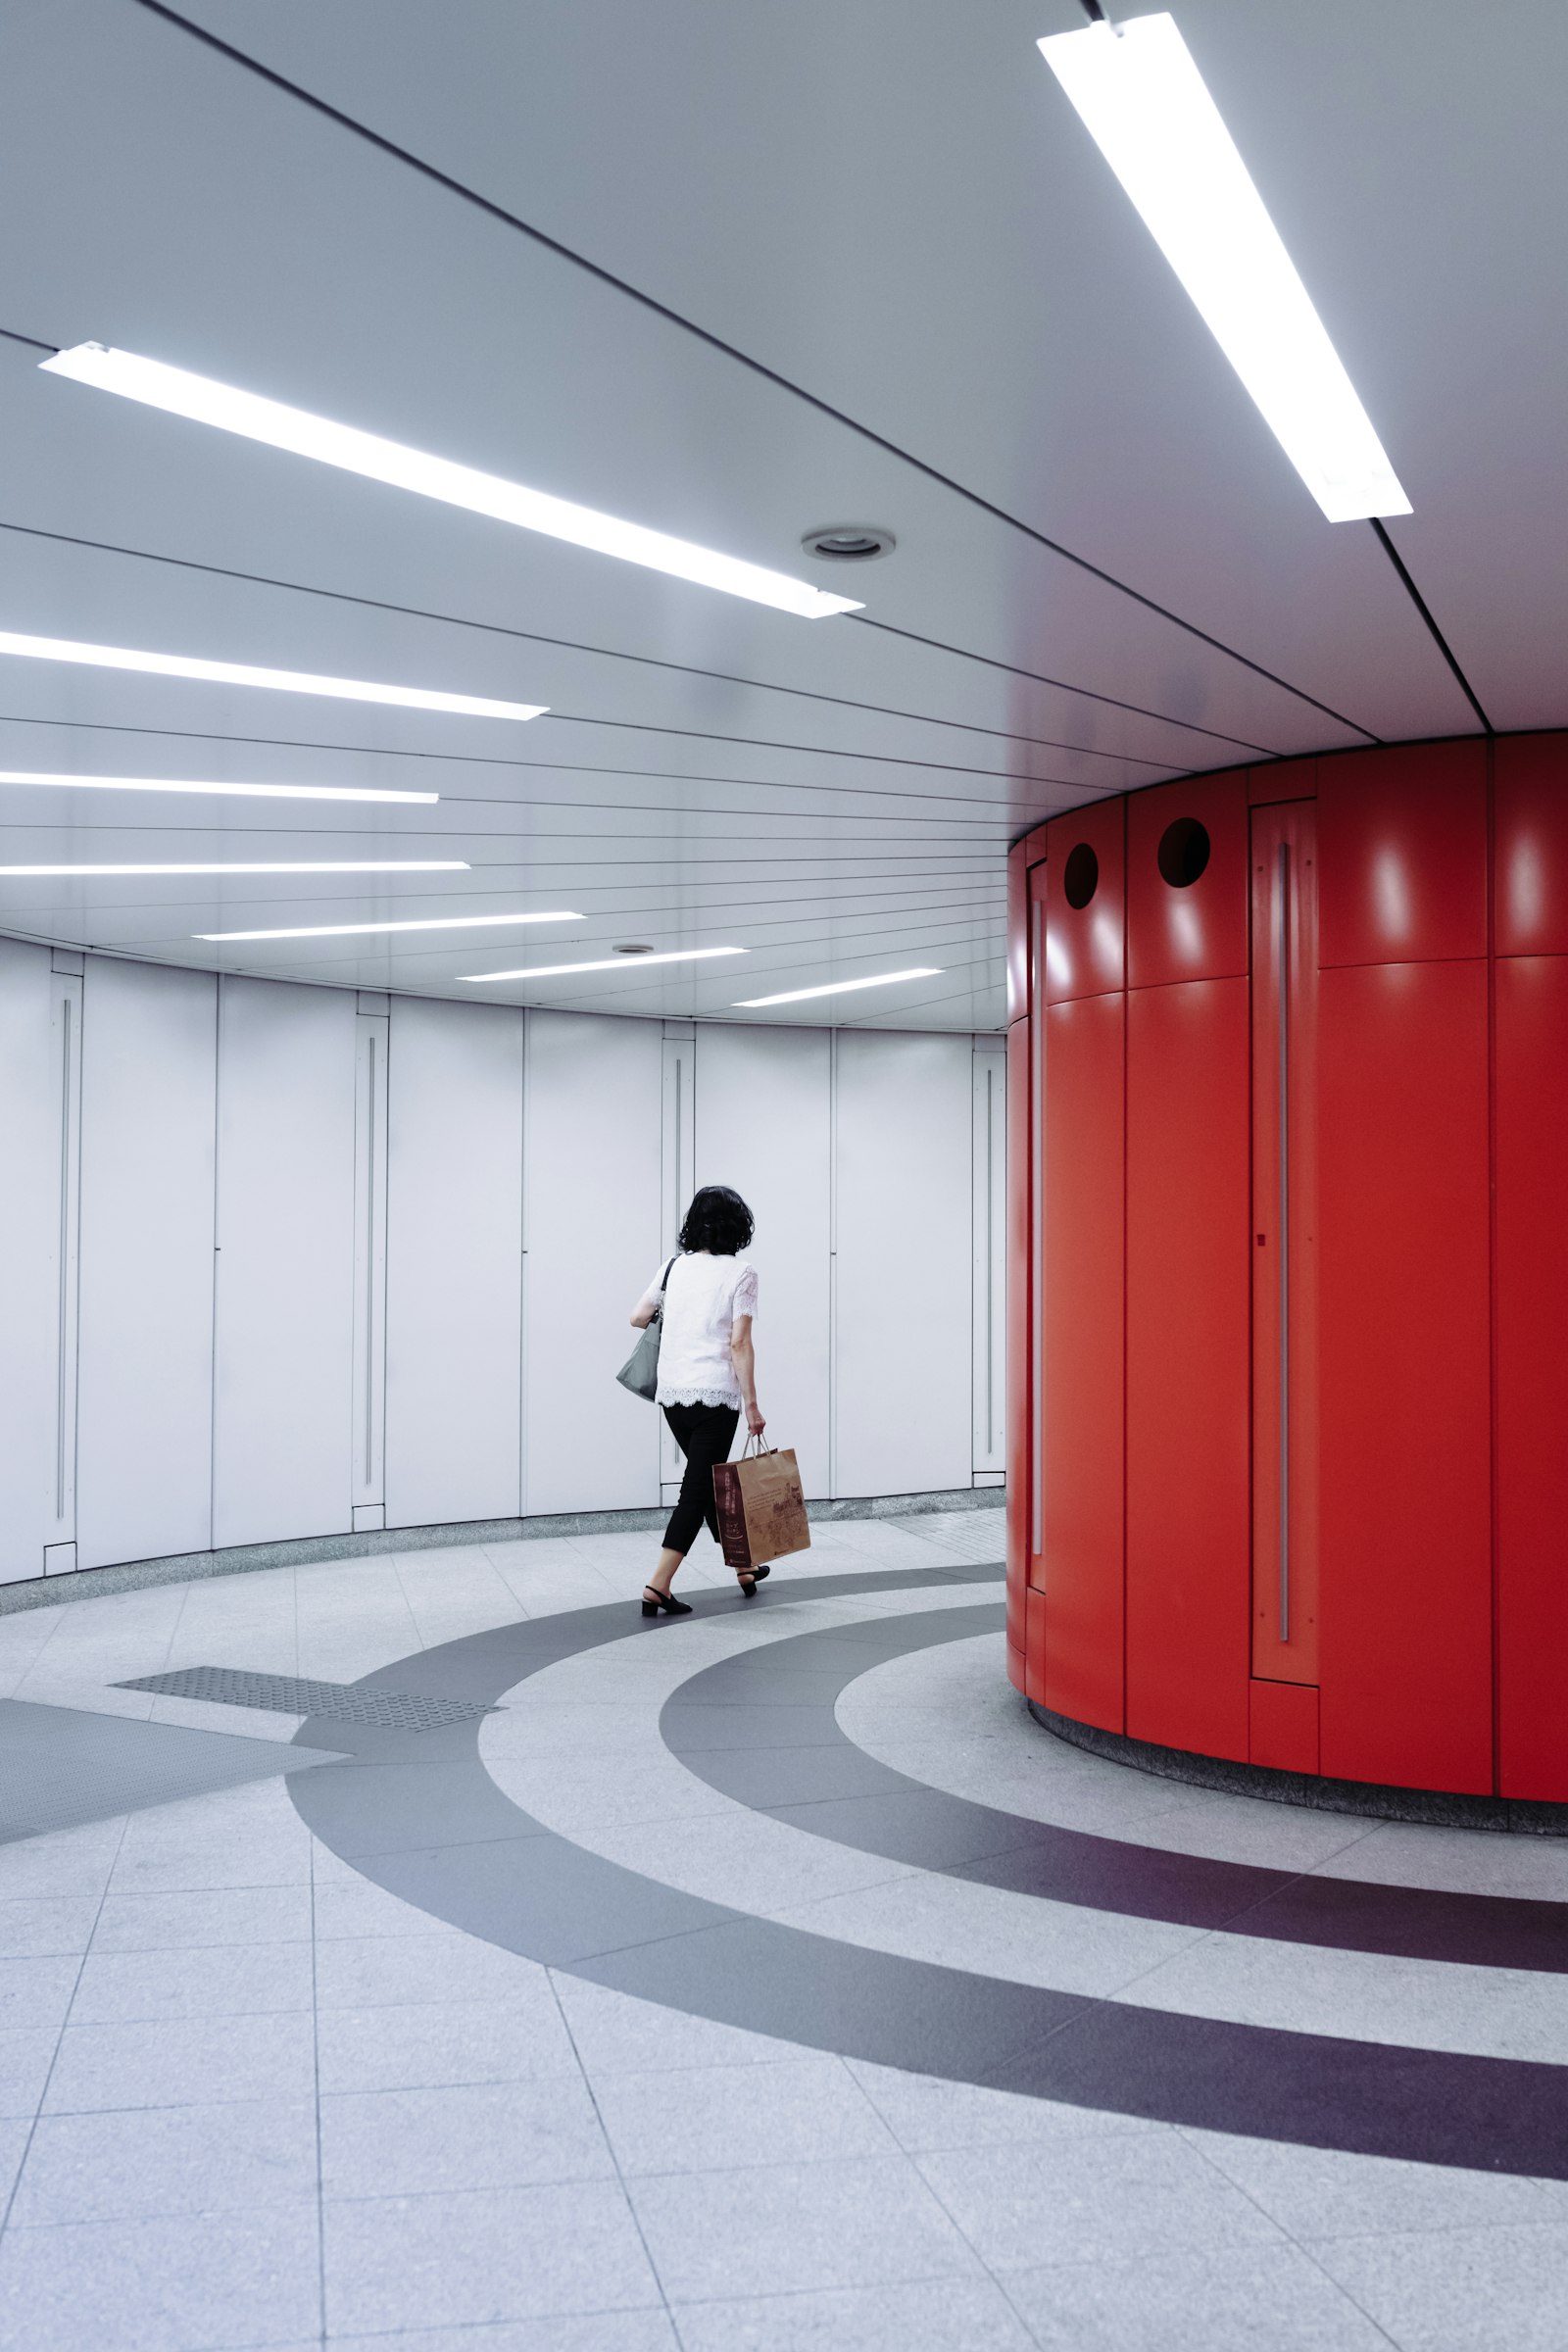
left=0, top=628, right=546, bottom=721
left=42, top=344, right=864, bottom=622
left=196, top=911, right=583, bottom=942
left=463, top=947, right=746, bottom=983
left=0, top=860, right=468, bottom=877
left=733, top=967, right=943, bottom=1007
left=0, top=768, right=437, bottom=805
left=1037, top=15, right=1409, bottom=522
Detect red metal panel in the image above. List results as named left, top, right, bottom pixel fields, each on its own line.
left=1250, top=804, right=1320, bottom=1687
left=1127, top=771, right=1250, bottom=989
left=1044, top=801, right=1125, bottom=1004
left=1026, top=864, right=1048, bottom=1597
left=1025, top=1587, right=1048, bottom=1709
left=1042, top=990, right=1124, bottom=1732
left=1006, top=841, right=1029, bottom=1024
left=1495, top=956, right=1568, bottom=1798
left=1317, top=958, right=1492, bottom=1793
left=1318, top=742, right=1487, bottom=967
left=1004, top=1016, right=1030, bottom=1669
left=1125, top=976, right=1250, bottom=1760
left=1250, top=758, right=1317, bottom=807
left=1250, top=1680, right=1320, bottom=1774
left=1494, top=736, right=1568, bottom=957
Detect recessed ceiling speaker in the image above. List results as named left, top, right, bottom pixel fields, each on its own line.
left=800, top=525, right=896, bottom=563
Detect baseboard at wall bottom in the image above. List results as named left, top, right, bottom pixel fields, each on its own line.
left=0, top=1483, right=1005, bottom=1616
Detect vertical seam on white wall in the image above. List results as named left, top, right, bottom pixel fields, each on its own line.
left=828, top=1024, right=839, bottom=1501
left=518, top=1005, right=529, bottom=1518
left=208, top=971, right=223, bottom=1556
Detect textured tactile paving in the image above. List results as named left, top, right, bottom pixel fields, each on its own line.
left=118, top=1667, right=491, bottom=1731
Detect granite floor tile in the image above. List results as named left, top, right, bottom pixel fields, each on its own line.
left=322, top=2178, right=660, bottom=2335
left=0, top=1821, right=122, bottom=1901
left=669, top=2275, right=1039, bottom=2352
left=0, top=1895, right=100, bottom=1958
left=314, top=1930, right=549, bottom=2011
left=43, top=2010, right=317, bottom=2113
left=319, top=2076, right=613, bottom=2198
left=10, top=2095, right=318, bottom=2225
left=1186, top=2125, right=1561, bottom=2239
left=847, top=2060, right=1161, bottom=2156
left=1301, top=2223, right=1568, bottom=2352
left=628, top=2152, right=986, bottom=2301
left=549, top=1974, right=807, bottom=2079
left=594, top=2054, right=898, bottom=2177
left=327, top=2315, right=680, bottom=2351
left=316, top=1992, right=580, bottom=2095
left=67, top=1940, right=315, bottom=2025
left=0, top=1953, right=84, bottom=2033
left=0, top=2026, right=60, bottom=2120
left=0, top=2204, right=320, bottom=2351
left=1005, top=2241, right=1396, bottom=2351
left=88, top=1885, right=313, bottom=1953
left=912, top=2134, right=1285, bottom=2273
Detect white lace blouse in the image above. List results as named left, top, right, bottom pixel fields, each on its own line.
left=640, top=1250, right=759, bottom=1408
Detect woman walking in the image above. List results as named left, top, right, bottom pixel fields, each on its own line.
left=630, top=1184, right=766, bottom=1616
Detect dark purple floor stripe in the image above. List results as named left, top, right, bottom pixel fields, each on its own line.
left=282, top=1569, right=1568, bottom=2178
left=662, top=1603, right=1568, bottom=1974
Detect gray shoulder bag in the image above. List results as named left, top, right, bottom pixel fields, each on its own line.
left=615, top=1256, right=676, bottom=1401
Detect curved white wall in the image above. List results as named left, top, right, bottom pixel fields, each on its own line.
left=0, top=940, right=1005, bottom=1585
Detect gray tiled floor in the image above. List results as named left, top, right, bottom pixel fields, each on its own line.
left=0, top=1513, right=1560, bottom=2348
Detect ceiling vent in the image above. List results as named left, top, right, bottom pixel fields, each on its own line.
left=800, top=525, right=896, bottom=563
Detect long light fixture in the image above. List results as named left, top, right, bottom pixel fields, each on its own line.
left=1037, top=14, right=1409, bottom=523
left=733, top=967, right=942, bottom=1007
left=196, top=910, right=583, bottom=942
left=0, top=859, right=468, bottom=877
left=0, top=768, right=438, bottom=805
left=42, top=345, right=864, bottom=622
left=463, top=948, right=746, bottom=984
left=0, top=629, right=546, bottom=721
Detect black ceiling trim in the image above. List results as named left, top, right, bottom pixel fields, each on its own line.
left=1369, top=520, right=1493, bottom=737
left=0, top=710, right=1103, bottom=818
left=543, top=708, right=1086, bottom=790
left=124, top=0, right=1380, bottom=744
left=0, top=324, right=57, bottom=356
left=0, top=519, right=1165, bottom=771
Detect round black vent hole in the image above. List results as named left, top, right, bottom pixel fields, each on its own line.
left=1157, top=816, right=1211, bottom=889
left=1062, top=842, right=1100, bottom=910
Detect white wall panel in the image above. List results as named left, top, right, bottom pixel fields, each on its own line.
left=833, top=1030, right=973, bottom=1497
left=972, top=1042, right=1007, bottom=1476
left=524, top=1009, right=662, bottom=1515
left=75, top=957, right=217, bottom=1571
left=212, top=976, right=357, bottom=1548
left=695, top=1023, right=832, bottom=1499
left=0, top=941, right=60, bottom=1582
left=385, top=997, right=523, bottom=1527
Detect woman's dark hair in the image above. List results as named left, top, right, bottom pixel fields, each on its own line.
left=679, top=1184, right=754, bottom=1256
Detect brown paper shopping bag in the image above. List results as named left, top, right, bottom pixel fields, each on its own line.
left=711, top=1440, right=810, bottom=1570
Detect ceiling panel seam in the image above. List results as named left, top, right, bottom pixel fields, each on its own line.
left=122, top=0, right=1382, bottom=744
left=0, top=516, right=1182, bottom=768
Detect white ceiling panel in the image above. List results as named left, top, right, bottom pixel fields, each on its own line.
left=3, top=0, right=1534, bottom=1027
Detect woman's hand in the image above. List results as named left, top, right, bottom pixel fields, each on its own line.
left=746, top=1403, right=766, bottom=1438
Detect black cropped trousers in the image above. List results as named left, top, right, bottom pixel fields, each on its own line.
left=662, top=1400, right=740, bottom=1555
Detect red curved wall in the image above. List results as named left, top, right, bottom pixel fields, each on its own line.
left=1005, top=734, right=1568, bottom=1802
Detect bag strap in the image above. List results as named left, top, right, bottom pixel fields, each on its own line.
left=658, top=1255, right=677, bottom=1296
left=741, top=1431, right=773, bottom=1459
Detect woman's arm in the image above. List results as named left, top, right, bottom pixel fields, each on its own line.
left=629, top=1289, right=660, bottom=1330
left=730, top=1314, right=764, bottom=1436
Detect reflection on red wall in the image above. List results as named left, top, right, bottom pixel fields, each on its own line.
left=1005, top=736, right=1568, bottom=1801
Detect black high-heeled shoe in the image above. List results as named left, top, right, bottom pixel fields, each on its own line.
left=641, top=1585, right=693, bottom=1617
left=737, top=1564, right=771, bottom=1596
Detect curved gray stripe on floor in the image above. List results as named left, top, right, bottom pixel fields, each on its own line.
left=283, top=1567, right=1568, bottom=2180
left=661, top=1604, right=1568, bottom=1975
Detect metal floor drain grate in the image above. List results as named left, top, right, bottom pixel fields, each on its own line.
left=117, top=1667, right=490, bottom=1731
